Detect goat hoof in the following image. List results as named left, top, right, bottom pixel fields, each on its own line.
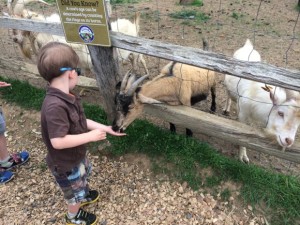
left=240, top=157, right=249, bottom=164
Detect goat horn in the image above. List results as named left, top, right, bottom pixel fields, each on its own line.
left=120, top=69, right=132, bottom=93
left=126, top=74, right=149, bottom=96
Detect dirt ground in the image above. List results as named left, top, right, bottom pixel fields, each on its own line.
left=0, top=0, right=300, bottom=224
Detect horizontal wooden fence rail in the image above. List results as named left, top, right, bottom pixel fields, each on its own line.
left=145, top=104, right=300, bottom=163
left=1, top=17, right=300, bottom=91
left=0, top=56, right=98, bottom=90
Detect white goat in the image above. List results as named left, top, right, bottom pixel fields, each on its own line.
left=111, top=12, right=149, bottom=75
left=8, top=0, right=93, bottom=73
left=224, top=39, right=300, bottom=163
left=112, top=60, right=216, bottom=136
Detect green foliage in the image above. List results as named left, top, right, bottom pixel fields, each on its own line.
left=220, top=188, right=231, bottom=201
left=0, top=75, right=300, bottom=224
left=0, top=77, right=45, bottom=111
left=191, top=0, right=204, bottom=7
left=231, top=12, right=244, bottom=20
left=169, top=10, right=210, bottom=23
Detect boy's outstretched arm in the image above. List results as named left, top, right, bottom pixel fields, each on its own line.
left=86, top=119, right=126, bottom=136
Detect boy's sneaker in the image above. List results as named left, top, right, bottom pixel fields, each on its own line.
left=0, top=170, right=14, bottom=184
left=0, top=151, right=30, bottom=170
left=80, top=190, right=100, bottom=207
left=65, top=208, right=97, bottom=225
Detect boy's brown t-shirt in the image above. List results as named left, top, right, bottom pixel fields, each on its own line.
left=41, top=87, right=88, bottom=173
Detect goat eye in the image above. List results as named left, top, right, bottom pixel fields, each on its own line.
left=278, top=111, right=284, bottom=117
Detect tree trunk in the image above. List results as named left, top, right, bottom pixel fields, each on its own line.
left=179, top=0, right=194, bottom=5
left=87, top=45, right=120, bottom=122
left=298, top=0, right=300, bottom=7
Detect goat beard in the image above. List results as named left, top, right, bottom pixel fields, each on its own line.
left=263, top=128, right=287, bottom=151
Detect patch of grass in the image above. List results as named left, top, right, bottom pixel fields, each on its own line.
left=169, top=10, right=210, bottom=23
left=220, top=188, right=231, bottom=202
left=205, top=175, right=222, bottom=188
left=191, top=0, right=204, bottom=7
left=231, top=12, right=244, bottom=20
left=0, top=77, right=45, bottom=111
left=0, top=75, right=300, bottom=225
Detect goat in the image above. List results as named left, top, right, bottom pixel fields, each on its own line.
left=224, top=39, right=300, bottom=163
left=111, top=12, right=149, bottom=75
left=112, top=61, right=216, bottom=136
left=8, top=0, right=93, bottom=74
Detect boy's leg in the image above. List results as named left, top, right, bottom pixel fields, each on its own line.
left=0, top=111, right=30, bottom=170
left=80, top=157, right=99, bottom=207
left=0, top=134, right=9, bottom=160
left=0, top=110, right=9, bottom=161
left=52, top=158, right=98, bottom=225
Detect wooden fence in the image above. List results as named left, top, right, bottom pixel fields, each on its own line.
left=1, top=16, right=300, bottom=163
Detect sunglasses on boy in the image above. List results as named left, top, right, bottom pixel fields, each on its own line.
left=60, top=67, right=82, bottom=76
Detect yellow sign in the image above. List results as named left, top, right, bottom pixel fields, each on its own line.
left=56, top=0, right=111, bottom=46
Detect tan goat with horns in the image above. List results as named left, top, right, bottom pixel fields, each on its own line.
left=112, top=59, right=217, bottom=136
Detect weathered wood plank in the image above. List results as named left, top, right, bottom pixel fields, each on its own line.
left=1, top=17, right=300, bottom=91
left=144, top=104, right=300, bottom=163
left=87, top=45, right=120, bottom=122
left=0, top=56, right=98, bottom=89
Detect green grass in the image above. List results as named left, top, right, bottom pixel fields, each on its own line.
left=169, top=10, right=210, bottom=23
left=0, top=76, right=300, bottom=225
left=191, top=0, right=204, bottom=7
left=231, top=12, right=244, bottom=20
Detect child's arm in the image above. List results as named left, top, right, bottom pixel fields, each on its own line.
left=86, top=119, right=126, bottom=136
left=51, top=129, right=106, bottom=149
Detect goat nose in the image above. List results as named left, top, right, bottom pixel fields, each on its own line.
left=285, top=137, right=293, bottom=146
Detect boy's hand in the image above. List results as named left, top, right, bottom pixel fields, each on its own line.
left=0, top=82, right=11, bottom=88
left=88, top=129, right=107, bottom=142
left=105, top=126, right=127, bottom=136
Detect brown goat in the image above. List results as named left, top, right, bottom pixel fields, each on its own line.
left=112, top=62, right=216, bottom=136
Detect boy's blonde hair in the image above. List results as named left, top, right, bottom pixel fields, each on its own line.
left=37, top=42, right=79, bottom=82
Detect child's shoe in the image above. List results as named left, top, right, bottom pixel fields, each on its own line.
left=0, top=170, right=14, bottom=184
left=80, top=190, right=100, bottom=207
left=65, top=208, right=97, bottom=225
left=0, top=151, right=30, bottom=170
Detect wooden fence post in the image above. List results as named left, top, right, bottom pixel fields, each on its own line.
left=87, top=45, right=120, bottom=122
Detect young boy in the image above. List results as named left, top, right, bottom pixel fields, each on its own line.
left=37, top=42, right=126, bottom=225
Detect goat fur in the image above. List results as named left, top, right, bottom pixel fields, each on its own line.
left=224, top=39, right=300, bottom=163
left=111, top=12, right=149, bottom=75
left=112, top=61, right=216, bottom=135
